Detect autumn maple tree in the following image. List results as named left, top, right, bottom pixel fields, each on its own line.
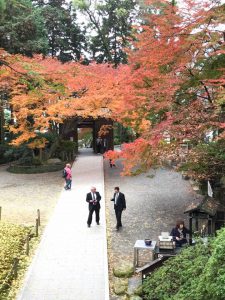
left=0, top=49, right=119, bottom=153
left=0, top=0, right=224, bottom=177
left=105, top=0, right=225, bottom=176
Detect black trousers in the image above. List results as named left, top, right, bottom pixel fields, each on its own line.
left=175, top=238, right=187, bottom=247
left=87, top=206, right=100, bottom=225
left=97, top=144, right=102, bottom=153
left=115, top=208, right=123, bottom=228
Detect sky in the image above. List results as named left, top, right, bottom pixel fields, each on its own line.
left=67, top=0, right=225, bottom=29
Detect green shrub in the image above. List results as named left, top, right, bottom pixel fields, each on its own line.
left=31, top=157, right=42, bottom=166
left=143, top=242, right=210, bottom=300
left=58, top=140, right=77, bottom=152
left=54, top=140, right=77, bottom=161
left=0, top=144, right=33, bottom=165
left=0, top=223, right=29, bottom=296
left=0, top=144, right=13, bottom=164
left=196, top=228, right=225, bottom=300
left=7, top=162, right=64, bottom=174
left=143, top=229, right=225, bottom=300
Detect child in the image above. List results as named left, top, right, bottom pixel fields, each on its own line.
left=109, top=159, right=116, bottom=168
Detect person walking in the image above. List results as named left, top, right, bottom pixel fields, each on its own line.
left=86, top=187, right=101, bottom=227
left=111, top=187, right=126, bottom=231
left=64, top=163, right=72, bottom=190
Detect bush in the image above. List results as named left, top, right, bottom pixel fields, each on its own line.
left=0, top=223, right=29, bottom=297
left=0, top=144, right=13, bottom=164
left=58, top=140, right=77, bottom=152
left=0, top=144, right=33, bottom=165
left=54, top=140, right=77, bottom=161
left=143, top=242, right=210, bottom=300
left=143, top=228, right=225, bottom=300
left=7, top=162, right=64, bottom=174
left=195, top=228, right=225, bottom=300
left=31, top=157, right=42, bottom=166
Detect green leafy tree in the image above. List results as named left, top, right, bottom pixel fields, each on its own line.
left=0, top=0, right=6, bottom=12
left=0, top=0, right=48, bottom=56
left=33, top=0, right=86, bottom=62
left=74, top=0, right=136, bottom=66
left=180, top=140, right=225, bottom=182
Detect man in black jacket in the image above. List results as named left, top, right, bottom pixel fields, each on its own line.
left=86, top=187, right=101, bottom=227
left=111, top=186, right=126, bottom=231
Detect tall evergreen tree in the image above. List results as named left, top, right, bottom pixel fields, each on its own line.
left=33, top=0, right=86, bottom=62
left=74, top=0, right=137, bottom=66
left=0, top=0, right=48, bottom=56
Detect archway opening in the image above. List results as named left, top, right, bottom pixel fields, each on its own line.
left=78, top=128, right=93, bottom=150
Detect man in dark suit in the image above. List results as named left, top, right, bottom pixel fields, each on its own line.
left=111, top=186, right=126, bottom=231
left=86, top=187, right=101, bottom=227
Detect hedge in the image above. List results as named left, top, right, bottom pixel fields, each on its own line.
left=7, top=162, right=64, bottom=174
left=143, top=228, right=225, bottom=300
left=0, top=223, right=30, bottom=297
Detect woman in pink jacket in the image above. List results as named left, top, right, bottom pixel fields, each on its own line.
left=64, top=163, right=72, bottom=190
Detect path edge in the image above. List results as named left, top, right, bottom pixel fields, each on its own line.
left=16, top=188, right=65, bottom=300
left=101, top=156, right=110, bottom=300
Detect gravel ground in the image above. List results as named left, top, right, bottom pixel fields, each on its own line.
left=104, top=160, right=198, bottom=266
left=0, top=158, right=198, bottom=300
left=0, top=165, right=63, bottom=226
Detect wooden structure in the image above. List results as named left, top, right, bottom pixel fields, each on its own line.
left=134, top=241, right=182, bottom=281
left=133, top=240, right=157, bottom=269
left=184, top=196, right=225, bottom=243
left=136, top=257, right=170, bottom=282
left=153, top=246, right=180, bottom=258
left=60, top=117, right=114, bottom=154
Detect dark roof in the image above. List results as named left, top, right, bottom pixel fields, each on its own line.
left=184, top=196, right=220, bottom=216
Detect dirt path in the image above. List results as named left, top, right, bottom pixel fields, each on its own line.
left=104, top=160, right=197, bottom=276
left=0, top=165, right=63, bottom=226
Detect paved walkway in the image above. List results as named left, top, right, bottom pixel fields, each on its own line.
left=17, top=149, right=109, bottom=300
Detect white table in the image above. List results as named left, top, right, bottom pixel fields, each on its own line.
left=133, top=240, right=157, bottom=269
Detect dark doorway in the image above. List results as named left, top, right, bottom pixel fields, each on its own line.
left=61, top=117, right=114, bottom=154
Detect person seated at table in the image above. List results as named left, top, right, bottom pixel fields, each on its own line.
left=170, top=220, right=190, bottom=247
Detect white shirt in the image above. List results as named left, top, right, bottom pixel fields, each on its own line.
left=115, top=192, right=119, bottom=205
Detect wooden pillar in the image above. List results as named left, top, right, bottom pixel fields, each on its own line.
left=208, top=218, right=213, bottom=235
left=189, top=216, right=192, bottom=245
left=93, top=121, right=97, bottom=153
left=195, top=216, right=199, bottom=233
left=73, top=121, right=78, bottom=153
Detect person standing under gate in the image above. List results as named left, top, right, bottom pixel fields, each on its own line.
left=96, top=137, right=102, bottom=154
left=86, top=187, right=101, bottom=227
left=102, top=138, right=108, bottom=153
left=111, top=187, right=126, bottom=231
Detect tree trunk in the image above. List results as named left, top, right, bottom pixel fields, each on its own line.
left=0, top=107, right=4, bottom=143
